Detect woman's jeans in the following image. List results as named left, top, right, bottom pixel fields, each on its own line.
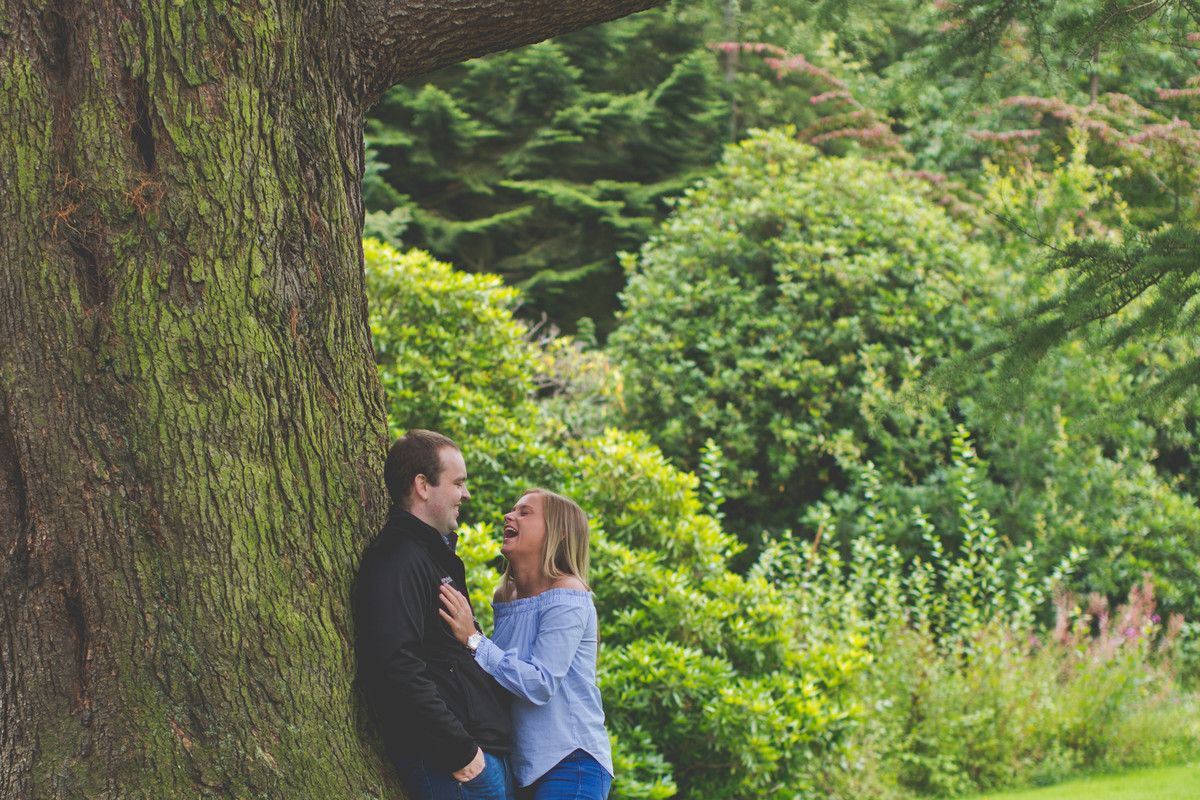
left=394, top=750, right=516, bottom=800
left=519, top=749, right=612, bottom=800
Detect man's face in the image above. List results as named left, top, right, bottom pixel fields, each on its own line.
left=421, top=447, right=470, bottom=535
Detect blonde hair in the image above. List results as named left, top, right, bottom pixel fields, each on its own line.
left=501, top=488, right=591, bottom=593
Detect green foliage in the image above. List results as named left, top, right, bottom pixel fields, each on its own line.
left=974, top=93, right=1200, bottom=232
left=365, top=237, right=1199, bottom=799
left=365, top=239, right=561, bottom=516
left=842, top=614, right=1199, bottom=798
left=922, top=0, right=1200, bottom=96
left=361, top=1, right=962, bottom=336
left=563, top=429, right=740, bottom=573
left=565, top=430, right=868, bottom=799
left=602, top=126, right=1200, bottom=622
left=964, top=352, right=1200, bottom=621
left=363, top=0, right=1200, bottom=421
left=919, top=5, right=1200, bottom=411
left=363, top=8, right=730, bottom=335
left=758, top=430, right=1084, bottom=649
left=359, top=5, right=1200, bottom=794
left=948, top=225, right=1200, bottom=412
left=917, top=122, right=1200, bottom=619
left=813, top=357, right=1200, bottom=622
left=609, top=129, right=993, bottom=530
left=365, top=240, right=868, bottom=799
left=978, top=126, right=1128, bottom=248
left=753, top=442, right=1199, bottom=798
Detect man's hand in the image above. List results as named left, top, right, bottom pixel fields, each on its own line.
left=452, top=746, right=486, bottom=783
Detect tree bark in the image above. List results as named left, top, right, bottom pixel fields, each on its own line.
left=0, top=0, right=664, bottom=796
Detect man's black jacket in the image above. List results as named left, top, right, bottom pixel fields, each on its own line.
left=356, top=506, right=511, bottom=772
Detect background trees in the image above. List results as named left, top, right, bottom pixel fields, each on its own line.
left=362, top=5, right=729, bottom=336
left=365, top=0, right=1200, bottom=612
left=359, top=1, right=919, bottom=336
left=367, top=2, right=1200, bottom=794
left=366, top=0, right=1200, bottom=356
left=605, top=126, right=1200, bottom=620
left=362, top=2, right=1200, bottom=794
left=365, top=240, right=1200, bottom=800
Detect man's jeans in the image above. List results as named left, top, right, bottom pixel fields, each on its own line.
left=394, top=750, right=516, bottom=800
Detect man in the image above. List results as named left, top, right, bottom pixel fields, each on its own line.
left=357, top=429, right=514, bottom=799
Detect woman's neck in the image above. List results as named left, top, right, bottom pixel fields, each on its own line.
left=509, top=558, right=553, bottom=599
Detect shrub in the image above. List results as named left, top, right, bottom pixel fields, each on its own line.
left=608, top=128, right=995, bottom=531
left=365, top=239, right=561, bottom=516
left=366, top=240, right=869, bottom=798
left=754, top=438, right=1200, bottom=799
left=363, top=239, right=1199, bottom=799
left=565, top=431, right=869, bottom=799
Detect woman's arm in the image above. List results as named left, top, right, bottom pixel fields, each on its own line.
left=438, top=585, right=590, bottom=705
left=476, top=601, right=589, bottom=705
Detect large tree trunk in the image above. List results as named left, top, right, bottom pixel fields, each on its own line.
left=0, top=0, right=663, bottom=796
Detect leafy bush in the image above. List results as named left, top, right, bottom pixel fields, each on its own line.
left=448, top=434, right=871, bottom=799
left=364, top=239, right=1198, bottom=799
left=833, top=587, right=1200, bottom=798
left=754, top=436, right=1200, bottom=799
left=366, top=240, right=869, bottom=799
left=605, top=128, right=1200, bottom=623
left=609, top=128, right=995, bottom=531
left=366, top=239, right=561, bottom=515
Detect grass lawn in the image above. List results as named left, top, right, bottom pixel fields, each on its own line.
left=974, top=763, right=1200, bottom=800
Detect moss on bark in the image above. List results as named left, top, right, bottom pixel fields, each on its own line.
left=1, top=0, right=389, bottom=795
left=0, top=0, right=667, bottom=795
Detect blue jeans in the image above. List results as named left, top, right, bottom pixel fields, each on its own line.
left=394, top=750, right=516, bottom=800
left=520, top=750, right=612, bottom=800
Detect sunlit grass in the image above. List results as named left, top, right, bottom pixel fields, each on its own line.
left=974, top=764, right=1200, bottom=800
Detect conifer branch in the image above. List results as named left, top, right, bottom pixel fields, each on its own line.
left=930, top=225, right=1200, bottom=408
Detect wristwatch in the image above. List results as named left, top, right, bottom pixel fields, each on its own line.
left=466, top=632, right=483, bottom=653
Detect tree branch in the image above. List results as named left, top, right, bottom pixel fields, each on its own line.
left=346, top=0, right=669, bottom=104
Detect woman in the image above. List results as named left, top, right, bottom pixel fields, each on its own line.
left=439, top=488, right=613, bottom=800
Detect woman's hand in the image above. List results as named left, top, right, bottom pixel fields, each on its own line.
left=438, top=583, right=477, bottom=646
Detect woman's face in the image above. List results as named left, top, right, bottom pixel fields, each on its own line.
left=500, top=492, right=547, bottom=562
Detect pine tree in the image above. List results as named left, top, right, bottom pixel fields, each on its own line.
left=363, top=7, right=730, bottom=336
left=919, top=0, right=1200, bottom=405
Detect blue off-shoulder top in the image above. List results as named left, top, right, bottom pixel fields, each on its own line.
left=472, top=588, right=613, bottom=787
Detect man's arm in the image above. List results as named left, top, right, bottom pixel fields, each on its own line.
left=361, top=550, right=479, bottom=774
left=452, top=747, right=486, bottom=783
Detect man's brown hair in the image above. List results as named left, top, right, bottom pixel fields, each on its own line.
left=384, top=429, right=460, bottom=509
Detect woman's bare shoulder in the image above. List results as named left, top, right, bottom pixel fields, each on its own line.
left=551, top=575, right=588, bottom=592
left=493, top=583, right=515, bottom=603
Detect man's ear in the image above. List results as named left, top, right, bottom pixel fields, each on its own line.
left=413, top=473, right=431, bottom=502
